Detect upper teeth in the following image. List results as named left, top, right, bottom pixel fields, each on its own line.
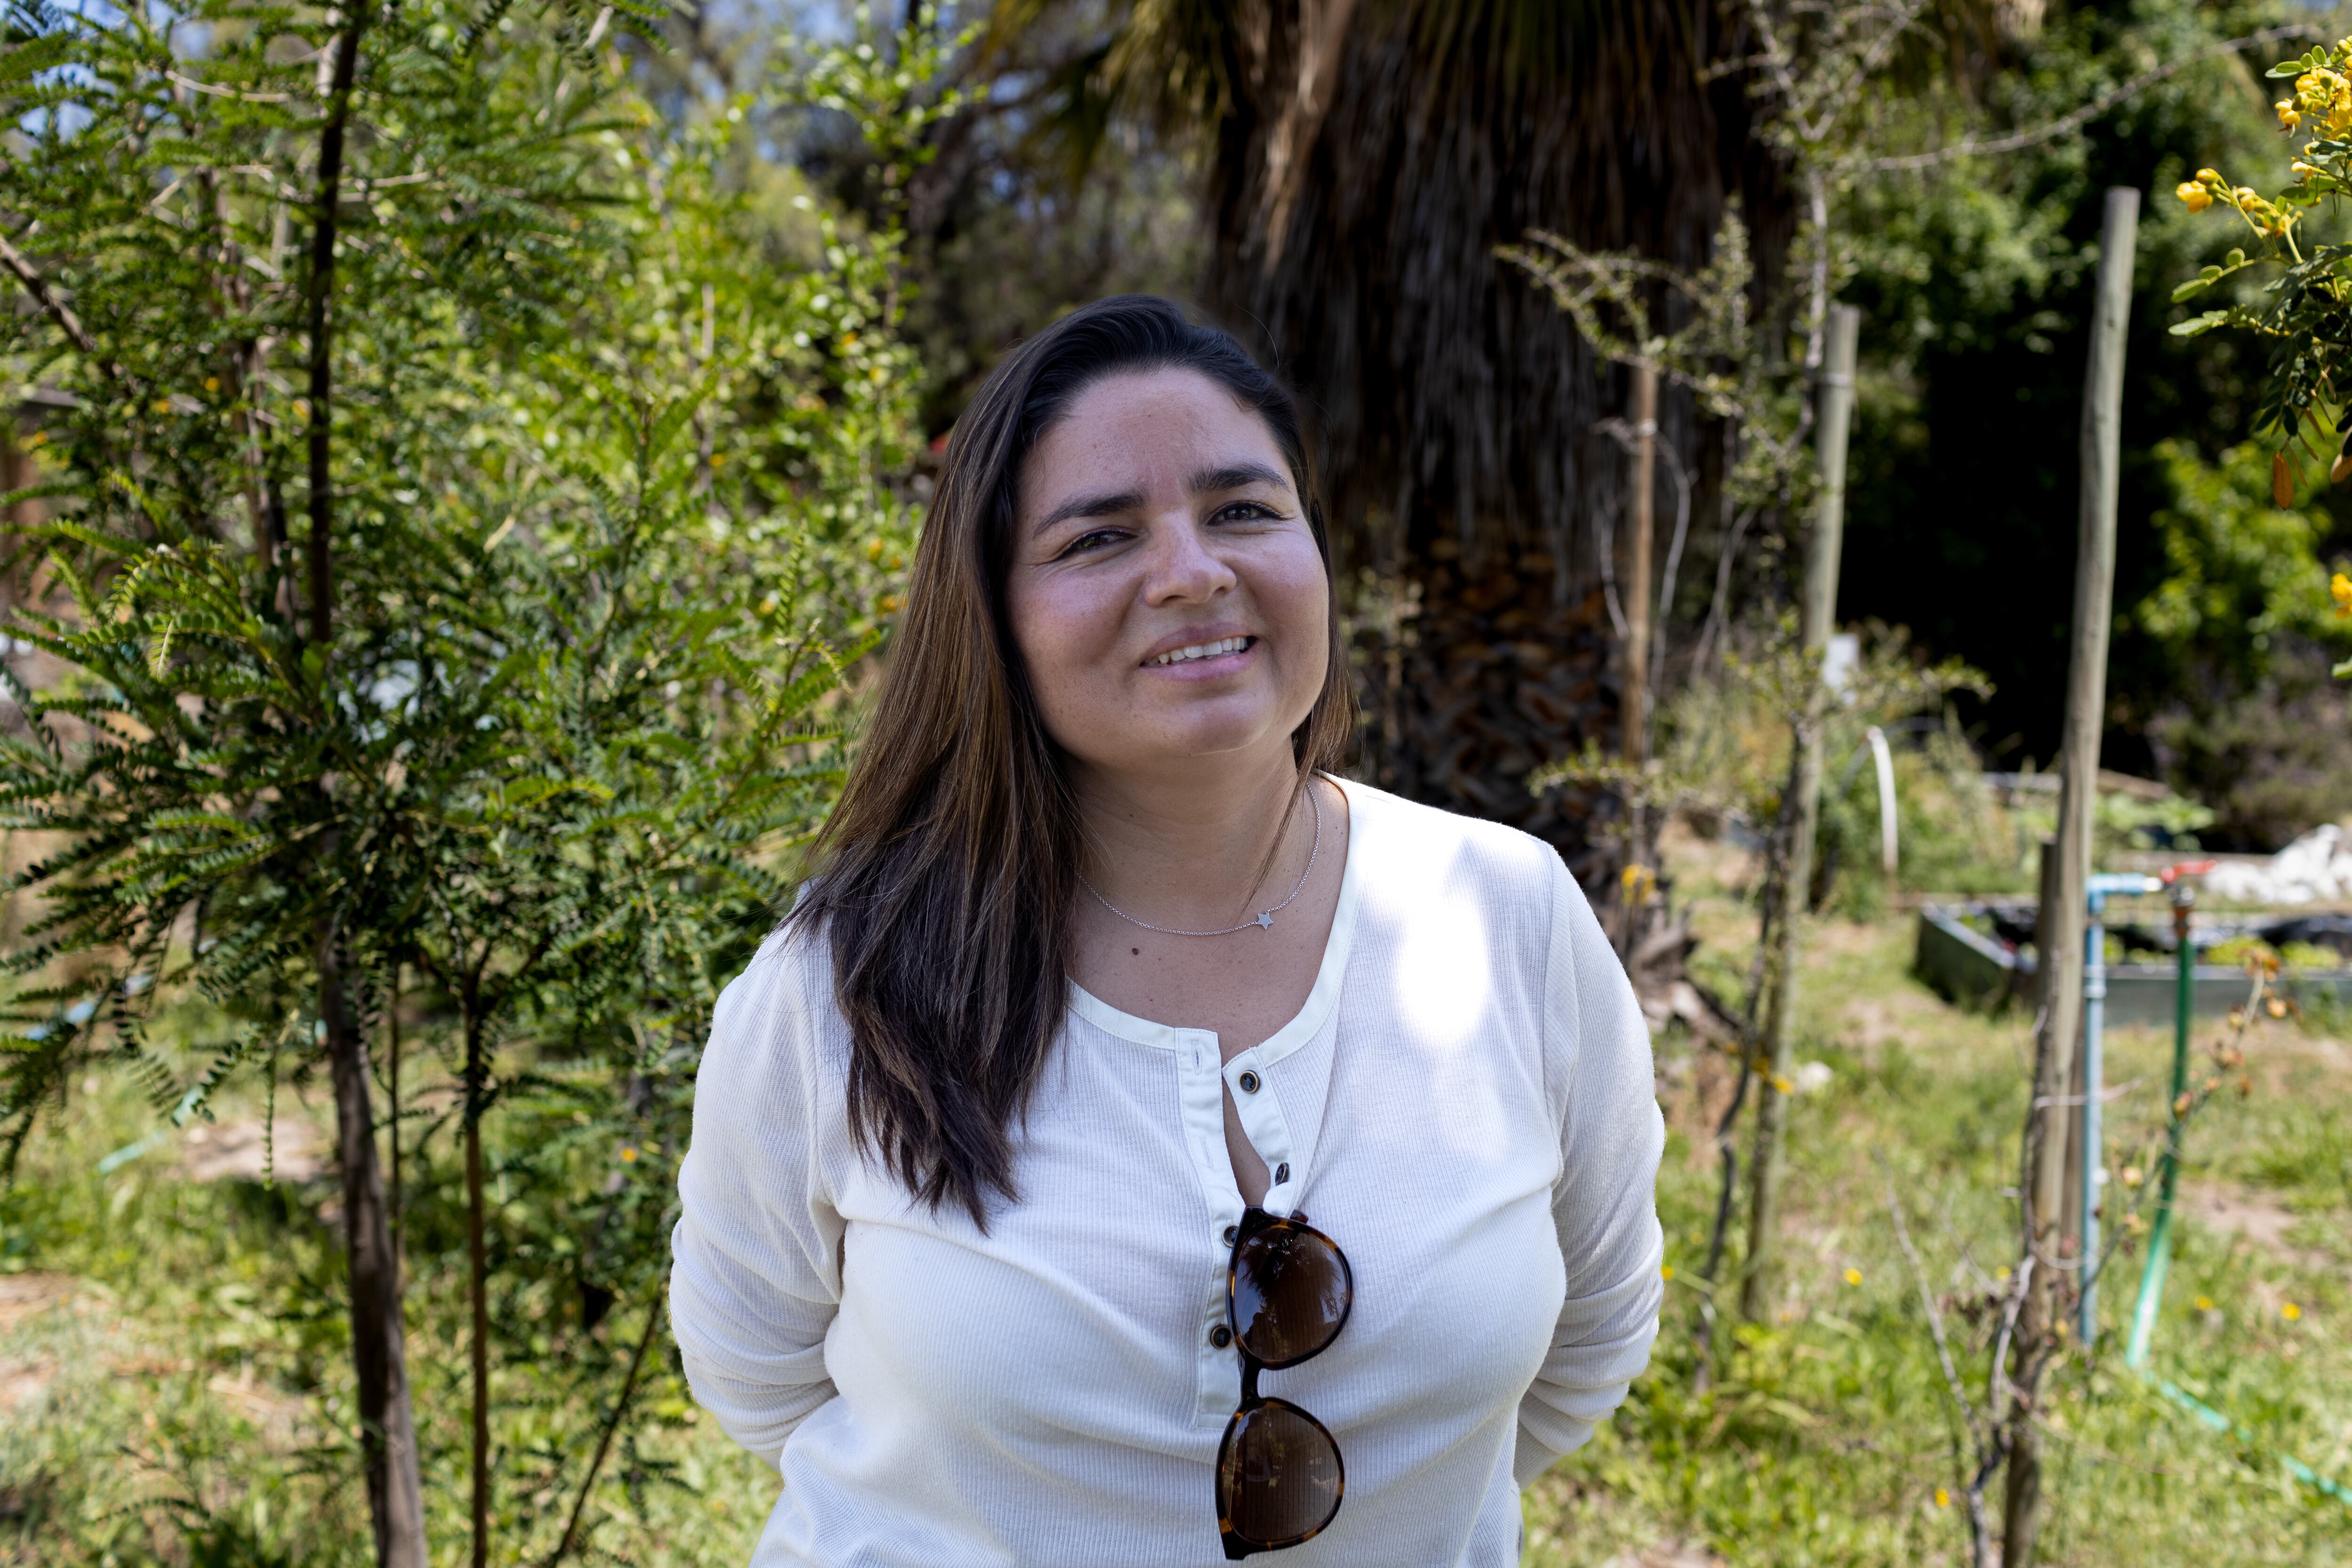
left=1151, top=637, right=1248, bottom=666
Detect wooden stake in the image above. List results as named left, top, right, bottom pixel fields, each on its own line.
left=2006, top=183, right=2137, bottom=1568
left=1739, top=302, right=1860, bottom=1321
left=1624, top=363, right=1658, bottom=763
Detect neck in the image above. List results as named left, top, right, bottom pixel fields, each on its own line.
left=1072, top=745, right=1312, bottom=930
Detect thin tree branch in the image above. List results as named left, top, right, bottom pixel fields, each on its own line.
left=1860, top=24, right=2325, bottom=173
left=1880, top=1153, right=1983, bottom=1443
left=0, top=230, right=123, bottom=382
left=544, top=1282, right=667, bottom=1568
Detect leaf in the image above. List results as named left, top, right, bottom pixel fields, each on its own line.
left=2173, top=278, right=2210, bottom=303
left=2273, top=449, right=2296, bottom=507
left=0, top=32, right=74, bottom=88
left=2170, top=310, right=2233, bottom=338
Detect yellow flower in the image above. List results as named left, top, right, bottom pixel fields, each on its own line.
left=2177, top=181, right=2212, bottom=213
left=203, top=375, right=220, bottom=392
left=2332, top=571, right=2352, bottom=618
left=2295, top=161, right=2322, bottom=179
left=876, top=593, right=905, bottom=615
left=1661, top=1263, right=1675, bottom=1281
left=620, top=1146, right=638, bottom=1162
left=2234, top=186, right=2262, bottom=207
left=1995, top=1266, right=2012, bottom=1281
left=2197, top=167, right=2221, bottom=183
left=1772, top=1075, right=1794, bottom=1094
left=2195, top=1296, right=2215, bottom=1312
left=1843, top=1267, right=1862, bottom=1286
left=2284, top=1301, right=2303, bottom=1321
left=1934, top=1488, right=1951, bottom=1509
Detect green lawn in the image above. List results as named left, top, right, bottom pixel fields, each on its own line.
left=1524, top=829, right=2352, bottom=1567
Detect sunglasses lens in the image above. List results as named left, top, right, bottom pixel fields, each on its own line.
left=1231, top=1221, right=1351, bottom=1367
left=1218, top=1398, right=1343, bottom=1548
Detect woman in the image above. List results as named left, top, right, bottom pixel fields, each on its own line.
left=670, top=295, right=1663, bottom=1567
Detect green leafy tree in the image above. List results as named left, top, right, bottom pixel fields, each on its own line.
left=0, top=2, right=938, bottom=1561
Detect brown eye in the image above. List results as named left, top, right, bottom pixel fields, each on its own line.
left=1055, top=527, right=1126, bottom=558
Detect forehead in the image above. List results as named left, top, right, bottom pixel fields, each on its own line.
left=1020, top=367, right=1290, bottom=507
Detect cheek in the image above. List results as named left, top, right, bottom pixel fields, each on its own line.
left=1006, top=571, right=1122, bottom=716
left=1256, top=541, right=1331, bottom=684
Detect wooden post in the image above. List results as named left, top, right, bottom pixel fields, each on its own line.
left=1624, top=363, right=1658, bottom=763
left=1738, top=302, right=1860, bottom=1322
left=2006, top=183, right=2137, bottom=1568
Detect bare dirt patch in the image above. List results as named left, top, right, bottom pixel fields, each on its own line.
left=0, top=1274, right=75, bottom=1338
left=2177, top=1180, right=2334, bottom=1273
left=0, top=1273, right=83, bottom=1415
left=1605, top=1543, right=1725, bottom=1568
left=176, top=1116, right=325, bottom=1184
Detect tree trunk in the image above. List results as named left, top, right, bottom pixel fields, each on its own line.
left=1739, top=303, right=1859, bottom=1322
left=468, top=1020, right=492, bottom=1568
left=1363, top=542, right=1619, bottom=877
left=305, top=9, right=424, bottom=1563
left=322, top=915, right=428, bottom=1568
left=1201, top=2, right=1792, bottom=861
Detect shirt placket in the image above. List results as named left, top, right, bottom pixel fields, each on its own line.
left=1176, top=1031, right=1313, bottom=1425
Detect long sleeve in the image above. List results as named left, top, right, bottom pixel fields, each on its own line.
left=1513, top=858, right=1667, bottom=1487
left=669, top=930, right=847, bottom=1472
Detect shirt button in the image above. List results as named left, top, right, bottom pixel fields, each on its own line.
left=1223, top=1225, right=1239, bottom=1245
left=1237, top=1070, right=1261, bottom=1094
left=1210, top=1325, right=1233, bottom=1349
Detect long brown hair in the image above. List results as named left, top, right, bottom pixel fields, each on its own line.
left=792, top=295, right=1353, bottom=1226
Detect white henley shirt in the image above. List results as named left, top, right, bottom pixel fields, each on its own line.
left=670, top=777, right=1665, bottom=1567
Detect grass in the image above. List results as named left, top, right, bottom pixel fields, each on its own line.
left=2, top=826, right=2345, bottom=1566
left=1521, top=827, right=2352, bottom=1567
left=0, top=1054, right=779, bottom=1567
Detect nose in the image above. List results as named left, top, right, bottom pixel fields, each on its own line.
left=1141, top=513, right=1237, bottom=606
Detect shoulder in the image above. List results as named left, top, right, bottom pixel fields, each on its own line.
left=699, top=915, right=851, bottom=1107
left=1336, top=775, right=1573, bottom=917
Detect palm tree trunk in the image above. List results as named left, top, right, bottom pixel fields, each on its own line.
left=1201, top=2, right=1791, bottom=856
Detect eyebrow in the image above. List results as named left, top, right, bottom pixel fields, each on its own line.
left=1190, top=461, right=1290, bottom=494
left=1033, top=487, right=1147, bottom=536
left=1028, top=462, right=1293, bottom=538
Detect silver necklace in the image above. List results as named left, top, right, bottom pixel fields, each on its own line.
left=1081, top=785, right=1322, bottom=937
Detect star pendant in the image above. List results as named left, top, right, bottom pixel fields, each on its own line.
left=1254, top=911, right=1275, bottom=931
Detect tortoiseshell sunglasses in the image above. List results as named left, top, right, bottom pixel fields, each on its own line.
left=1214, top=1207, right=1353, bottom=1560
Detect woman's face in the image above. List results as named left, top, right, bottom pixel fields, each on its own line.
left=1006, top=366, right=1330, bottom=784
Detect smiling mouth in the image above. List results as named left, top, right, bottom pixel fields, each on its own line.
left=1147, top=635, right=1254, bottom=668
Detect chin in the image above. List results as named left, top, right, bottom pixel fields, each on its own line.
left=1138, top=706, right=1301, bottom=765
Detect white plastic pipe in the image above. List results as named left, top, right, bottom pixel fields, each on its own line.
left=1865, top=724, right=1897, bottom=875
